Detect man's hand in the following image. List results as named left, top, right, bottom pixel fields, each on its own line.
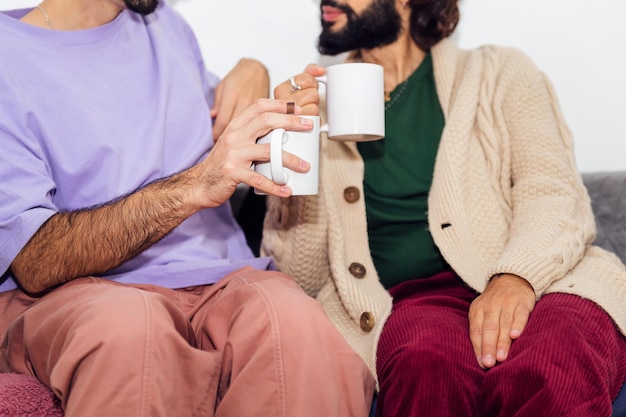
left=468, top=273, right=536, bottom=369
left=192, top=98, right=313, bottom=208
left=273, top=63, right=326, bottom=115
left=211, top=58, right=270, bottom=141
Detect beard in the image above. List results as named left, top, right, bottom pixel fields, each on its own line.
left=318, top=0, right=402, bottom=56
left=124, top=0, right=159, bottom=15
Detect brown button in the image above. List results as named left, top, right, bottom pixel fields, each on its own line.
left=343, top=186, right=360, bottom=203
left=349, top=262, right=366, bottom=278
left=360, top=312, right=375, bottom=332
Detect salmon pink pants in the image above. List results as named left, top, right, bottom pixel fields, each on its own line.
left=0, top=267, right=375, bottom=417
left=376, top=271, right=626, bottom=417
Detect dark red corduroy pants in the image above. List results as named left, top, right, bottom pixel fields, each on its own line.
left=376, top=271, right=626, bottom=417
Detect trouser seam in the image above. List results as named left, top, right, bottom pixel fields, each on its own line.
left=138, top=290, right=153, bottom=417
left=250, top=280, right=286, bottom=417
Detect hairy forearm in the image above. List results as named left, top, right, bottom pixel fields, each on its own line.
left=11, top=172, right=199, bottom=294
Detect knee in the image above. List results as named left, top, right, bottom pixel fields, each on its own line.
left=234, top=273, right=348, bottom=353
left=486, top=359, right=545, bottom=386
left=378, top=343, right=451, bottom=380
left=482, top=358, right=576, bottom=414
left=483, top=359, right=557, bottom=404
left=240, top=272, right=328, bottom=328
left=66, top=288, right=183, bottom=349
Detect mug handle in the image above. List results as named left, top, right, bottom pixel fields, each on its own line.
left=269, top=128, right=289, bottom=185
left=315, top=75, right=330, bottom=134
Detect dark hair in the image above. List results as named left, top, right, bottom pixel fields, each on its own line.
left=407, top=0, right=460, bottom=50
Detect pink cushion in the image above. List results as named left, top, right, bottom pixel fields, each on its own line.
left=0, top=373, right=63, bottom=416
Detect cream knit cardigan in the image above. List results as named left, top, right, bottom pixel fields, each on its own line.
left=261, top=39, right=626, bottom=380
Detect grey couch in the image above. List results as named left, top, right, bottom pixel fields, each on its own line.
left=584, top=172, right=626, bottom=267
left=0, top=171, right=625, bottom=416
left=584, top=171, right=626, bottom=417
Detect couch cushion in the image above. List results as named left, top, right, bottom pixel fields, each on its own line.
left=0, top=373, right=62, bottom=416
left=582, top=171, right=626, bottom=264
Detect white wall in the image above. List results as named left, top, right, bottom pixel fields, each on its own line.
left=455, top=0, right=626, bottom=173
left=5, top=0, right=625, bottom=172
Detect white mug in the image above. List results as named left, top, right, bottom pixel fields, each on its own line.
left=316, top=62, right=385, bottom=142
left=254, top=115, right=320, bottom=196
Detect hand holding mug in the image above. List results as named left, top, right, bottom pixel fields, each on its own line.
left=196, top=98, right=312, bottom=206
left=274, top=63, right=326, bottom=116
left=253, top=115, right=320, bottom=196
left=275, top=62, right=385, bottom=141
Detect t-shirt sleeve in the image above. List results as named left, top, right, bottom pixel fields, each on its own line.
left=171, top=8, right=221, bottom=110
left=186, top=36, right=220, bottom=142
left=203, top=69, right=221, bottom=110
left=0, top=125, right=57, bottom=278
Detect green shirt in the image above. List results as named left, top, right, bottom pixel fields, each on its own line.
left=357, top=52, right=450, bottom=289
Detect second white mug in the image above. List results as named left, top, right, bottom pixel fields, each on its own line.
left=316, top=62, right=385, bottom=142
left=253, top=115, right=320, bottom=196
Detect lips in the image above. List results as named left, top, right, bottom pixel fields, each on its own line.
left=321, top=5, right=345, bottom=22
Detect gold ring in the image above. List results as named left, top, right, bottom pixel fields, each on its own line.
left=289, top=76, right=302, bottom=93
left=286, top=101, right=295, bottom=114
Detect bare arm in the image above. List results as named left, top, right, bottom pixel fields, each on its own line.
left=11, top=172, right=199, bottom=294
left=11, top=99, right=313, bottom=294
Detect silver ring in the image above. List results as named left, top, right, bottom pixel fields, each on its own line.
left=289, top=76, right=302, bottom=93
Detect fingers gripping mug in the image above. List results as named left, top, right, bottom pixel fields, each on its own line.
left=253, top=115, right=320, bottom=196
left=316, top=62, right=385, bottom=142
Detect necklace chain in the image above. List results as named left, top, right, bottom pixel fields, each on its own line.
left=37, top=3, right=54, bottom=30
left=385, top=78, right=410, bottom=111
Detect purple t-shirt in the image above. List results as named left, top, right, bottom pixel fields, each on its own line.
left=0, top=3, right=272, bottom=292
